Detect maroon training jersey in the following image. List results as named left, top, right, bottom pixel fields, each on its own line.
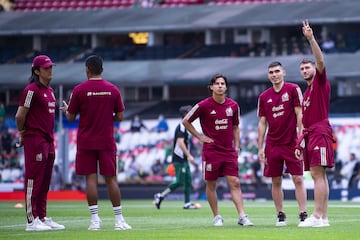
left=302, top=68, right=330, bottom=128
left=185, top=97, right=239, bottom=152
left=68, top=79, right=124, bottom=150
left=257, top=82, right=302, bottom=145
left=19, top=82, right=56, bottom=141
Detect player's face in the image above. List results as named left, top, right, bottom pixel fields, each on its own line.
left=210, top=77, right=227, bottom=95
left=300, top=63, right=315, bottom=81
left=268, top=65, right=285, bottom=85
left=38, top=66, right=53, bottom=82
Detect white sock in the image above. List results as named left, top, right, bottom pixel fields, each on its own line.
left=89, top=205, right=100, bottom=221
left=113, top=206, right=124, bottom=221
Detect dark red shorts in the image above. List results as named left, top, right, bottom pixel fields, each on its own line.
left=202, top=150, right=239, bottom=181
left=76, top=149, right=117, bottom=176
left=303, top=133, right=334, bottom=171
left=264, top=144, right=303, bottom=177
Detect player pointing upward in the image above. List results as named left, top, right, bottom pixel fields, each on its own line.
left=297, top=20, right=334, bottom=228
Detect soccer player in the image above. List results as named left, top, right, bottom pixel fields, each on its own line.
left=297, top=20, right=334, bottom=228
left=182, top=74, right=254, bottom=227
left=154, top=105, right=198, bottom=210
left=257, top=61, right=307, bottom=227
left=15, top=55, right=65, bottom=231
left=62, top=55, right=131, bottom=231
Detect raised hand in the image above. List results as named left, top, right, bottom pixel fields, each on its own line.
left=302, top=19, right=314, bottom=40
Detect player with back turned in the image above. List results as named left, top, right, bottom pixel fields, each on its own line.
left=62, top=55, right=131, bottom=231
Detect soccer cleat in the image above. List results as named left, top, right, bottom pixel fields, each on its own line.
left=43, top=217, right=65, bottom=230
left=213, top=215, right=224, bottom=227
left=322, top=218, right=330, bottom=227
left=238, top=215, right=254, bottom=226
left=298, top=214, right=325, bottom=227
left=114, top=220, right=132, bottom=230
left=183, top=202, right=199, bottom=209
left=26, top=217, right=52, bottom=231
left=88, top=219, right=101, bottom=230
left=276, top=211, right=287, bottom=227
left=154, top=193, right=164, bottom=209
left=299, top=212, right=308, bottom=222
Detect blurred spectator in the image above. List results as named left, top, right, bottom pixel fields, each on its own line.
left=71, top=172, right=86, bottom=192
left=126, top=155, right=143, bottom=182
left=1, top=127, right=13, bottom=158
left=145, top=158, right=166, bottom=182
left=330, top=172, right=348, bottom=189
left=192, top=163, right=205, bottom=191
left=340, top=152, right=359, bottom=187
left=0, top=102, right=5, bottom=124
left=50, top=165, right=64, bottom=190
left=335, top=33, right=349, bottom=52
left=130, top=114, right=148, bottom=132
left=321, top=35, right=336, bottom=53
left=154, top=114, right=169, bottom=132
left=117, top=158, right=127, bottom=183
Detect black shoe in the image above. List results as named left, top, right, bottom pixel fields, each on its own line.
left=276, top=211, right=286, bottom=227
left=299, top=211, right=308, bottom=222
left=154, top=193, right=163, bottom=209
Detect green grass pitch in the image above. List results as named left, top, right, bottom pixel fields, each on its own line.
left=0, top=200, right=359, bottom=240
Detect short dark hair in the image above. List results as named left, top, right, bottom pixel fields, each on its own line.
left=268, top=61, right=282, bottom=68
left=86, top=55, right=103, bottom=75
left=300, top=58, right=315, bottom=65
left=208, top=73, right=228, bottom=92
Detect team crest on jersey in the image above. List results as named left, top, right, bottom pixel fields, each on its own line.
left=225, top=107, right=233, bottom=117
left=206, top=163, right=212, bottom=172
left=36, top=153, right=43, bottom=161
left=281, top=92, right=289, bottom=102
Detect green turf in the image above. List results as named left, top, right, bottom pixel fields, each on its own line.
left=0, top=200, right=359, bottom=240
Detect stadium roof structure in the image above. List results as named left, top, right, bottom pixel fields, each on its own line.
left=0, top=0, right=359, bottom=35
left=0, top=52, right=359, bottom=87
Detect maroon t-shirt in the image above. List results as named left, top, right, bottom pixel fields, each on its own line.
left=258, top=82, right=302, bottom=145
left=19, top=82, right=56, bottom=141
left=302, top=68, right=330, bottom=128
left=68, top=79, right=124, bottom=150
left=185, top=97, right=239, bottom=152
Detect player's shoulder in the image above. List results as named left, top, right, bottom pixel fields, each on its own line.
left=197, top=97, right=212, bottom=106
left=284, top=82, right=299, bottom=89
left=226, top=97, right=239, bottom=106
left=24, top=82, right=40, bottom=92
left=259, top=87, right=274, bottom=98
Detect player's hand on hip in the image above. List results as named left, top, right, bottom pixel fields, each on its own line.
left=199, top=135, right=214, bottom=144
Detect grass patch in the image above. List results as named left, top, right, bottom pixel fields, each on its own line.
left=0, top=200, right=359, bottom=240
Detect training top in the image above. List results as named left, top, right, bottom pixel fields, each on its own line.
left=172, top=122, right=190, bottom=163
left=19, top=82, right=56, bottom=141
left=68, top=79, right=124, bottom=150
left=185, top=97, right=239, bottom=152
left=302, top=68, right=330, bottom=128
left=257, top=82, right=302, bottom=145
